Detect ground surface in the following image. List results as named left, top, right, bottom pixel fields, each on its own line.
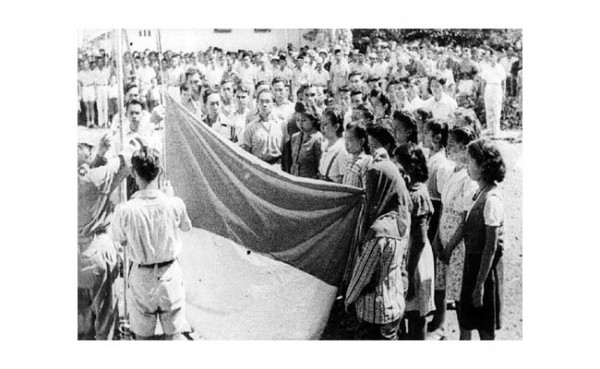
left=80, top=126, right=522, bottom=340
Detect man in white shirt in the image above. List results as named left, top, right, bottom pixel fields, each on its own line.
left=242, top=89, right=285, bottom=166
left=309, top=57, right=330, bottom=88
left=93, top=59, right=111, bottom=128
left=111, top=146, right=192, bottom=340
left=330, top=48, right=350, bottom=95
left=234, top=54, right=256, bottom=96
left=203, top=88, right=236, bottom=142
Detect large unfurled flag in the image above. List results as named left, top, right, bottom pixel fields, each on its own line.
left=164, top=94, right=364, bottom=339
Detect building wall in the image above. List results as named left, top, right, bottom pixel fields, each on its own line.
left=125, top=29, right=308, bottom=53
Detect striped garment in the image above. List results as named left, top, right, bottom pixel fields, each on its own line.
left=346, top=237, right=407, bottom=324
left=342, top=152, right=373, bottom=189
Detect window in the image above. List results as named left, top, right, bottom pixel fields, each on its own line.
left=214, top=29, right=232, bottom=33
left=254, top=29, right=271, bottom=33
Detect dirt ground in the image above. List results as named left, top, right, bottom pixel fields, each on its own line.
left=81, top=127, right=522, bottom=340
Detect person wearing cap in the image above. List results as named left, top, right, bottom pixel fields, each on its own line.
left=78, top=132, right=140, bottom=339
left=318, top=49, right=331, bottom=72
left=330, top=48, right=349, bottom=96
left=111, top=146, right=192, bottom=340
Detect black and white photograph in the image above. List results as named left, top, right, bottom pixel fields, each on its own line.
left=76, top=28, right=523, bottom=341
left=3, top=1, right=600, bottom=368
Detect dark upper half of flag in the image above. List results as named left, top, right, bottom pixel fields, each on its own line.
left=164, top=94, right=364, bottom=287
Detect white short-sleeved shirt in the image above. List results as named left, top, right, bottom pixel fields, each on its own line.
left=483, top=196, right=504, bottom=226
left=423, top=93, right=458, bottom=120
left=481, top=64, right=507, bottom=85
left=318, top=138, right=350, bottom=183
left=466, top=190, right=504, bottom=226
left=111, top=189, right=191, bottom=265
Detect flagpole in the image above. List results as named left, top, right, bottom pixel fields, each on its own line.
left=156, top=29, right=168, bottom=184
left=114, top=28, right=131, bottom=340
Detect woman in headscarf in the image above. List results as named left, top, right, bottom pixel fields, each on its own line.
left=345, top=124, right=411, bottom=340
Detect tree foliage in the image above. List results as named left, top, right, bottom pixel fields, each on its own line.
left=351, top=29, right=522, bottom=50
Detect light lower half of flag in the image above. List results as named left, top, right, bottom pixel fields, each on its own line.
left=180, top=228, right=337, bottom=340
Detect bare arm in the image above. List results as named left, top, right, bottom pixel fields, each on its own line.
left=406, top=215, right=428, bottom=299
left=472, top=225, right=500, bottom=307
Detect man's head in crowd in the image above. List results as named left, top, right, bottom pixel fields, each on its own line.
left=126, top=98, right=144, bottom=132
left=271, top=77, right=288, bottom=105
left=235, top=85, right=250, bottom=111
left=132, top=146, right=162, bottom=187
left=428, top=76, right=446, bottom=100
left=350, top=89, right=364, bottom=109
left=348, top=71, right=363, bottom=92
left=303, top=84, right=318, bottom=105
left=220, top=79, right=235, bottom=103
left=338, top=86, right=351, bottom=112
left=124, top=82, right=141, bottom=102
left=203, top=88, right=222, bottom=119
left=321, top=106, right=345, bottom=140
left=242, top=54, right=251, bottom=68
left=185, top=67, right=203, bottom=97
left=334, top=49, right=342, bottom=63
left=257, top=89, right=274, bottom=118
left=180, top=82, right=193, bottom=103
left=352, top=103, right=375, bottom=126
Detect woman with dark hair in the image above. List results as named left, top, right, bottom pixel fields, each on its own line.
left=369, top=89, right=393, bottom=122
left=342, top=121, right=372, bottom=189
left=392, top=110, right=419, bottom=146
left=345, top=123, right=411, bottom=340
left=459, top=138, right=506, bottom=340
left=318, top=106, right=349, bottom=183
left=290, top=101, right=323, bottom=179
left=428, top=126, right=479, bottom=340
left=351, top=103, right=375, bottom=127
left=393, top=143, right=436, bottom=340
left=422, top=76, right=458, bottom=120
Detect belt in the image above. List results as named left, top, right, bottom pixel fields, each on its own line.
left=137, top=259, right=176, bottom=269
left=264, top=156, right=281, bottom=165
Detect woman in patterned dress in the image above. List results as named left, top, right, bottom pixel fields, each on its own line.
left=428, top=126, right=479, bottom=340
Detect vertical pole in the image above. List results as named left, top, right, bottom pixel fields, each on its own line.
left=114, top=29, right=130, bottom=339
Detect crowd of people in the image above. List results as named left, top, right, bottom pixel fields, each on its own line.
left=78, top=37, right=515, bottom=340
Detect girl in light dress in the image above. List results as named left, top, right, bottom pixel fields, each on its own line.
left=427, top=125, right=479, bottom=340
left=393, top=143, right=435, bottom=340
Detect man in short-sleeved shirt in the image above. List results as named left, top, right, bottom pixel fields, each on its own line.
left=242, top=90, right=284, bottom=165
left=111, top=147, right=191, bottom=340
